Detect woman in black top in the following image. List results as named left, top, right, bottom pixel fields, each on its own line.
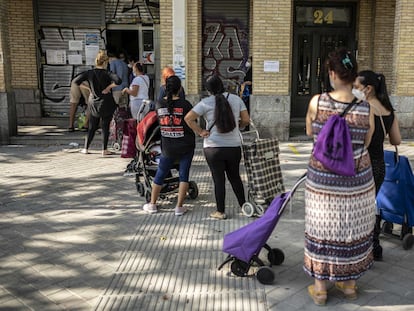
left=354, top=70, right=401, bottom=260
left=143, top=76, right=195, bottom=216
left=76, top=50, right=122, bottom=156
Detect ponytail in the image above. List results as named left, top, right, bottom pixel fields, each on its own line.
left=205, top=75, right=236, bottom=133
left=214, top=93, right=236, bottom=133
left=376, top=74, right=394, bottom=111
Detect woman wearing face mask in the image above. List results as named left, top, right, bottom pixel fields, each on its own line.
left=353, top=70, right=401, bottom=261
left=305, top=48, right=376, bottom=305
left=122, top=62, right=150, bottom=119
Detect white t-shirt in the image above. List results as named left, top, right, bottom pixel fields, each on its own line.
left=130, top=75, right=150, bottom=102
left=192, top=92, right=247, bottom=148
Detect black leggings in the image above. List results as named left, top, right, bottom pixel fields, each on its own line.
left=85, top=114, right=112, bottom=150
left=204, top=147, right=246, bottom=213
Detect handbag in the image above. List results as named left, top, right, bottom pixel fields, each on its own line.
left=88, top=93, right=103, bottom=118
left=313, top=99, right=357, bottom=176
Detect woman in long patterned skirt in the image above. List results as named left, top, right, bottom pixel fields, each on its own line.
left=304, top=48, right=376, bottom=306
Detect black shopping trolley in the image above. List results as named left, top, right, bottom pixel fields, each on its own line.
left=240, top=122, right=285, bottom=217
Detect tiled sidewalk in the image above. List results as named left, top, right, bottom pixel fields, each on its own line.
left=0, top=139, right=413, bottom=310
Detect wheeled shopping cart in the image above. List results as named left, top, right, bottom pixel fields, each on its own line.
left=240, top=122, right=285, bottom=217
left=376, top=146, right=414, bottom=250
left=218, top=174, right=306, bottom=284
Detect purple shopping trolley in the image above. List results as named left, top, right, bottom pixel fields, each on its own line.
left=218, top=174, right=306, bottom=284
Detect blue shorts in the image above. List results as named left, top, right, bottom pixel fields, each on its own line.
left=153, top=150, right=194, bottom=185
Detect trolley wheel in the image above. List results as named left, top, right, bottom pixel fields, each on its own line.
left=112, top=142, right=121, bottom=151
left=188, top=181, right=199, bottom=199
left=401, top=223, right=413, bottom=239
left=242, top=202, right=255, bottom=217
left=230, top=260, right=250, bottom=277
left=268, top=248, right=285, bottom=266
left=136, top=182, right=145, bottom=196
left=382, top=221, right=393, bottom=234
left=256, top=205, right=265, bottom=216
left=145, top=191, right=151, bottom=203
left=256, top=266, right=275, bottom=285
left=402, top=234, right=414, bottom=250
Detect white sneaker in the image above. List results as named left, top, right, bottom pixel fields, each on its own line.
left=175, top=206, right=187, bottom=216
left=143, top=203, right=158, bottom=214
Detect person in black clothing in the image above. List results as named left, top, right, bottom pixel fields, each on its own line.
left=353, top=70, right=401, bottom=260
left=143, top=76, right=195, bottom=216
left=240, top=56, right=252, bottom=112
left=76, top=50, right=122, bottom=156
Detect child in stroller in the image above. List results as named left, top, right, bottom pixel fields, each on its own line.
left=126, top=103, right=199, bottom=207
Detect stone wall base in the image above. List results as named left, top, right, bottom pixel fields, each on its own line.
left=0, top=91, right=17, bottom=144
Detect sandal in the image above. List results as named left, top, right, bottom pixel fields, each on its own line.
left=68, top=127, right=75, bottom=132
left=335, top=282, right=358, bottom=300
left=102, top=150, right=115, bottom=156
left=308, top=285, right=327, bottom=306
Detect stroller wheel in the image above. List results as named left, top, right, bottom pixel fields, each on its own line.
left=242, top=202, right=255, bottom=217
left=230, top=259, right=250, bottom=277
left=382, top=221, right=393, bottom=234
left=256, top=266, right=275, bottom=285
left=112, top=142, right=121, bottom=151
left=188, top=181, right=199, bottom=199
left=136, top=182, right=145, bottom=196
left=145, top=191, right=151, bottom=203
left=268, top=248, right=285, bottom=265
left=402, top=234, right=414, bottom=250
left=255, top=204, right=265, bottom=216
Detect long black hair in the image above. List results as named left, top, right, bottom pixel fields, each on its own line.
left=205, top=75, right=236, bottom=133
left=165, top=75, right=181, bottom=114
left=357, top=70, right=394, bottom=111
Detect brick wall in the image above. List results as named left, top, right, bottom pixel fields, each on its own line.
left=0, top=0, right=11, bottom=92
left=373, top=0, right=395, bottom=82
left=159, top=0, right=173, bottom=69
left=393, top=0, right=414, bottom=96
left=186, top=0, right=202, bottom=95
left=251, top=0, right=292, bottom=95
left=8, top=0, right=37, bottom=89
left=357, top=0, right=374, bottom=70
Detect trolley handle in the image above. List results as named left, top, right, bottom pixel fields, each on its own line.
left=239, top=120, right=260, bottom=144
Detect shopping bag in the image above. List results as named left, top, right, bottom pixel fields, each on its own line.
left=376, top=147, right=414, bottom=226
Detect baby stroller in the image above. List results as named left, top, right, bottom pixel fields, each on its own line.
left=218, top=174, right=306, bottom=284
left=127, top=108, right=199, bottom=203
left=376, top=146, right=414, bottom=250
left=240, top=122, right=285, bottom=217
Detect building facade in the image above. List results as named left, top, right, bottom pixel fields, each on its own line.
left=0, top=0, right=413, bottom=143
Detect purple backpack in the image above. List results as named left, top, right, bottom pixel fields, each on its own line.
left=313, top=101, right=357, bottom=176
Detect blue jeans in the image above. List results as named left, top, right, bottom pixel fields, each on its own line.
left=153, top=150, right=194, bottom=185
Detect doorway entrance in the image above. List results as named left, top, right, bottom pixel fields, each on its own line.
left=291, top=3, right=356, bottom=120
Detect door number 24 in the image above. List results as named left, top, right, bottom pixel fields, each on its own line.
left=313, top=10, right=334, bottom=24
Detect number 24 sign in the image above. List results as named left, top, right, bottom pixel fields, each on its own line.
left=313, top=10, right=334, bottom=24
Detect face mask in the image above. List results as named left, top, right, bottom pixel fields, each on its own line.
left=245, top=61, right=251, bottom=68
left=352, top=88, right=366, bottom=101
left=132, top=71, right=137, bottom=77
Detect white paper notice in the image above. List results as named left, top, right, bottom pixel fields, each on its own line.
left=85, top=45, right=99, bottom=65
left=264, top=60, right=280, bottom=72
left=46, top=50, right=66, bottom=64
left=68, top=54, right=82, bottom=65
left=69, top=40, right=83, bottom=51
